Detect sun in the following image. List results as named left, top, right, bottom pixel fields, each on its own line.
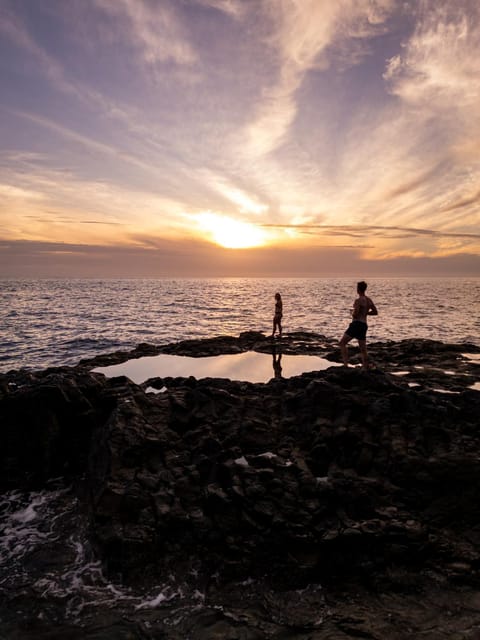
left=196, top=212, right=267, bottom=249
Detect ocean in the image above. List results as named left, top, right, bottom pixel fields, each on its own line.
left=1, top=277, right=479, bottom=372
left=2, top=277, right=480, bottom=637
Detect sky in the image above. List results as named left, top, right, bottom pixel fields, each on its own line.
left=1, top=0, right=479, bottom=277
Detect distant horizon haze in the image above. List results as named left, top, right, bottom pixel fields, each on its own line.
left=0, top=239, right=479, bottom=278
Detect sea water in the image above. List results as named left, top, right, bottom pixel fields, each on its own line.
left=0, top=485, right=200, bottom=623
left=1, top=278, right=480, bottom=632
left=1, top=277, right=479, bottom=372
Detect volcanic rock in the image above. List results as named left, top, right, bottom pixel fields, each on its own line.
left=1, top=333, right=480, bottom=639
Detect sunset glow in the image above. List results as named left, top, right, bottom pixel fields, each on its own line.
left=0, top=0, right=479, bottom=276
left=196, top=213, right=268, bottom=249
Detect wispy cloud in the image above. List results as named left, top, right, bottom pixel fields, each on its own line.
left=14, top=111, right=154, bottom=169
left=382, top=1, right=480, bottom=192
left=259, top=222, right=480, bottom=259
left=0, top=3, right=77, bottom=97
left=92, top=0, right=196, bottom=66
left=198, top=170, right=269, bottom=215
left=0, top=183, right=43, bottom=201
left=193, top=0, right=245, bottom=19
left=0, top=2, right=140, bottom=128
left=384, top=1, right=480, bottom=110
left=0, top=0, right=200, bottom=153
left=10, top=110, right=212, bottom=204
left=442, top=189, right=480, bottom=213
left=260, top=218, right=480, bottom=239
left=0, top=159, right=192, bottom=246
left=241, top=0, right=396, bottom=158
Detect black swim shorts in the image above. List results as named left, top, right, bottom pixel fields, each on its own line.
left=346, top=320, right=368, bottom=340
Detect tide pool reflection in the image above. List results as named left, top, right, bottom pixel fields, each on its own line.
left=272, top=346, right=282, bottom=379
left=93, top=350, right=338, bottom=384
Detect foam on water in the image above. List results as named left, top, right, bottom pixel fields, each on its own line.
left=0, top=486, right=192, bottom=621
left=135, top=587, right=182, bottom=610
left=145, top=385, right=168, bottom=394
left=3, top=484, right=328, bottom=626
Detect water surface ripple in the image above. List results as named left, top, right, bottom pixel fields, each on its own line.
left=1, top=277, right=479, bottom=371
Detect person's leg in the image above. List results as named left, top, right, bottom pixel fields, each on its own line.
left=271, top=317, right=276, bottom=337
left=278, top=318, right=282, bottom=337
left=339, top=333, right=352, bottom=366
left=358, top=339, right=368, bottom=368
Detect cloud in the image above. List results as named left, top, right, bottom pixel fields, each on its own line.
left=384, top=1, right=480, bottom=111
left=242, top=0, right=396, bottom=157
left=384, top=164, right=448, bottom=199
left=257, top=222, right=480, bottom=260
left=79, top=220, right=125, bottom=225
left=1, top=1, right=478, bottom=268
left=228, top=0, right=479, bottom=251
left=261, top=222, right=480, bottom=241
left=0, top=1, right=199, bottom=152
left=13, top=111, right=166, bottom=175
left=93, top=0, right=196, bottom=66
left=198, top=170, right=269, bottom=215
left=0, top=3, right=138, bottom=127
left=1, top=238, right=478, bottom=278
left=0, top=183, right=43, bottom=201
left=0, top=3, right=78, bottom=96
left=441, top=189, right=480, bottom=213
left=193, top=0, right=245, bottom=19
left=0, top=159, right=194, bottom=246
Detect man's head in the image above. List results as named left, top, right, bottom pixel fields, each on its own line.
left=357, top=281, right=367, bottom=294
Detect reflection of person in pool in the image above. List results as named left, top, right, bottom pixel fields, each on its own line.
left=272, top=347, right=283, bottom=378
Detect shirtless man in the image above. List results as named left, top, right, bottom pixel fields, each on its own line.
left=339, top=281, right=378, bottom=369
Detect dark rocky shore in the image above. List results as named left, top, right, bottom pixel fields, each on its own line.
left=1, top=332, right=480, bottom=639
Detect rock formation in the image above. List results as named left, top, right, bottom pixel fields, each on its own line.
left=1, top=333, right=480, bottom=639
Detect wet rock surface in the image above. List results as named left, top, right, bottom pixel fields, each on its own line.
left=1, top=333, right=480, bottom=639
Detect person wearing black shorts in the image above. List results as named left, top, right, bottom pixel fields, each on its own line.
left=339, top=281, right=378, bottom=368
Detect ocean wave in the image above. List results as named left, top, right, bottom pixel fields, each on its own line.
left=1, top=277, right=479, bottom=371
left=0, top=485, right=206, bottom=622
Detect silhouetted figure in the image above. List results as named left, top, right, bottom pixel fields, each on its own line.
left=272, top=348, right=283, bottom=378
left=339, top=281, right=378, bottom=369
left=271, top=292, right=283, bottom=338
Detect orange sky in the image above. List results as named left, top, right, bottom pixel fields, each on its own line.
left=1, top=0, right=479, bottom=276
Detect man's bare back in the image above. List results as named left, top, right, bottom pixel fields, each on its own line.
left=352, top=294, right=376, bottom=323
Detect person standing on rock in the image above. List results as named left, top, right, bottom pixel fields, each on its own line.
left=339, top=281, right=378, bottom=368
left=271, top=292, right=283, bottom=338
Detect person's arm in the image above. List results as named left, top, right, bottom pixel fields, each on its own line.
left=351, top=298, right=361, bottom=319
left=367, top=298, right=378, bottom=316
